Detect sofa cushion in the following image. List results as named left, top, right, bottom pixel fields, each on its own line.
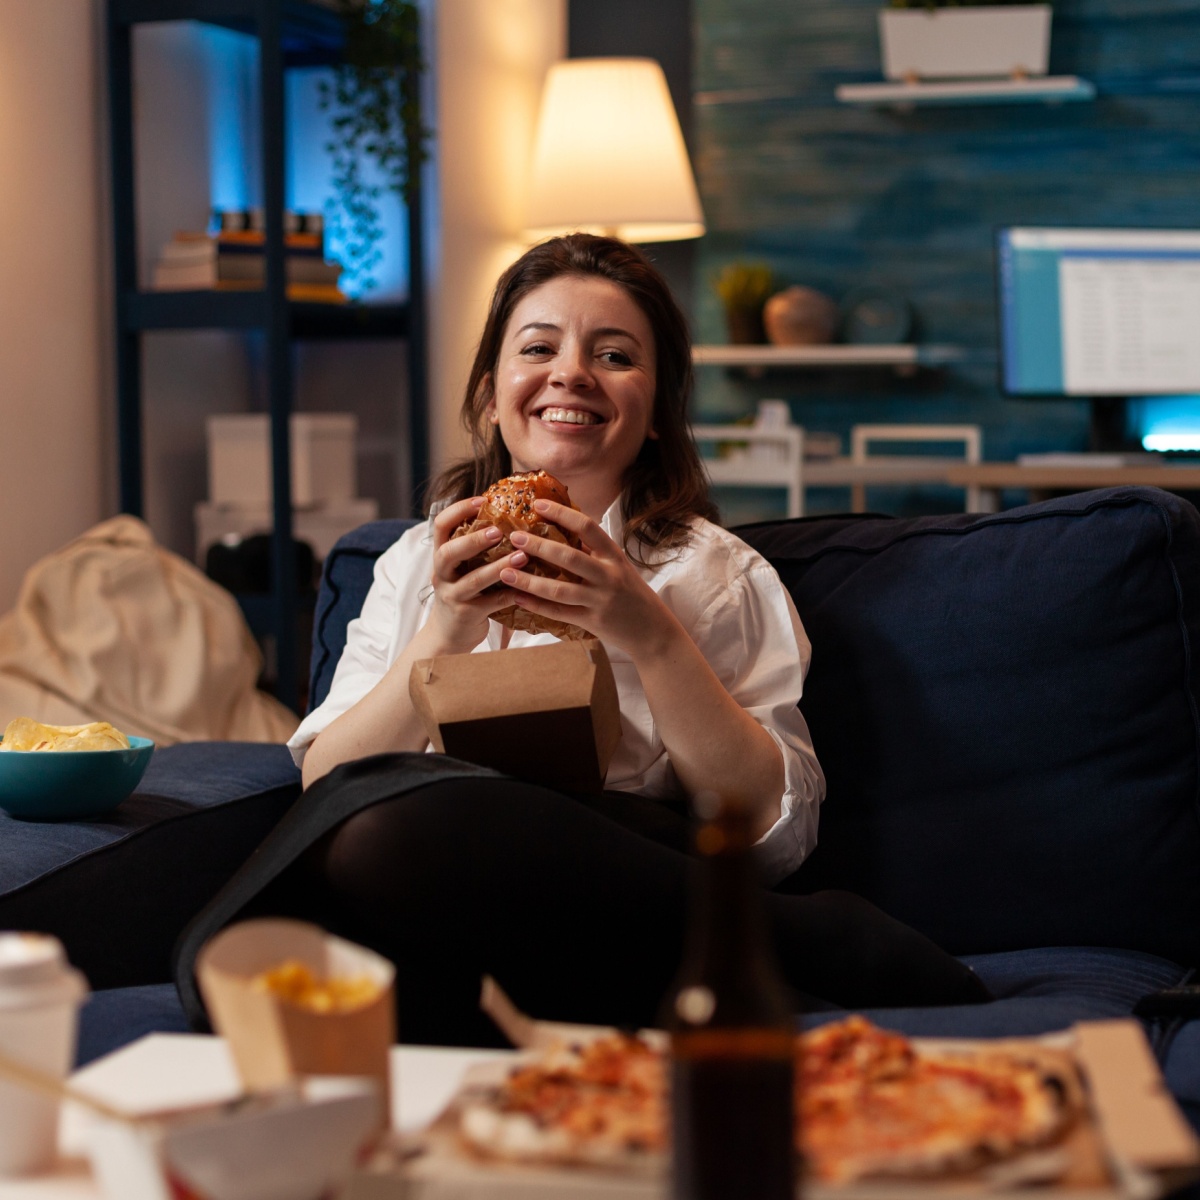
left=806, top=997, right=1137, bottom=1039
left=76, top=983, right=191, bottom=1067
left=962, top=946, right=1189, bottom=1009
left=76, top=950, right=1183, bottom=1070
left=310, top=519, right=416, bottom=709
left=1161, top=1020, right=1200, bottom=1110
left=740, top=487, right=1200, bottom=965
left=798, top=947, right=1189, bottom=1040
left=0, top=742, right=300, bottom=990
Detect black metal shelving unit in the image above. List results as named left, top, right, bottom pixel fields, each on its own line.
left=105, top=0, right=428, bottom=713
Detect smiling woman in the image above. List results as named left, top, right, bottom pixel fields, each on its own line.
left=484, top=274, right=658, bottom=520
left=176, top=235, right=989, bottom=1047
left=431, top=234, right=713, bottom=561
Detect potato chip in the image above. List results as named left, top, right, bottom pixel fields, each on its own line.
left=0, top=717, right=131, bottom=752
left=251, top=959, right=382, bottom=1014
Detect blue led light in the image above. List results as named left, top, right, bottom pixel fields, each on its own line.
left=287, top=69, right=410, bottom=300
left=198, top=27, right=409, bottom=299
left=1139, top=397, right=1200, bottom=451
left=198, top=25, right=258, bottom=215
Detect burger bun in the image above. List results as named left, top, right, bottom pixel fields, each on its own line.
left=451, top=470, right=589, bottom=641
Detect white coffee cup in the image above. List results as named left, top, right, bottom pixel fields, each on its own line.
left=0, top=933, right=88, bottom=1176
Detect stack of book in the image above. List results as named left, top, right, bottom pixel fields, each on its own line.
left=152, top=230, right=345, bottom=303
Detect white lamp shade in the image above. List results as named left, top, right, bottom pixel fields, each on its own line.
left=526, top=57, right=705, bottom=244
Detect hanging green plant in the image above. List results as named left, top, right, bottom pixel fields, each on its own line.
left=319, top=0, right=429, bottom=294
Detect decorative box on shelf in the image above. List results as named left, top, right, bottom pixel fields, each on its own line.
left=837, top=3, right=1093, bottom=107
left=201, top=412, right=377, bottom=563
left=878, top=3, right=1052, bottom=82
left=207, top=413, right=360, bottom=509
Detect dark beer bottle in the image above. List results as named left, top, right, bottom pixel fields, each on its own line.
left=665, top=795, right=797, bottom=1200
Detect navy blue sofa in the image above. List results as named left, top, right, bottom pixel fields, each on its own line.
left=4, top=486, right=1197, bottom=1126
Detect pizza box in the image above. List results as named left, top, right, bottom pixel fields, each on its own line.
left=409, top=640, right=621, bottom=795
left=344, top=982, right=1200, bottom=1200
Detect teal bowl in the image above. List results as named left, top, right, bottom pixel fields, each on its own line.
left=0, top=736, right=155, bottom=820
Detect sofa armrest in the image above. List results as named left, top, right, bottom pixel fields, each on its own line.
left=0, top=742, right=301, bottom=989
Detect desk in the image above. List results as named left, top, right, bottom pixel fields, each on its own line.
left=804, top=458, right=1200, bottom=513
left=0, top=1034, right=513, bottom=1200
left=945, top=463, right=1200, bottom=512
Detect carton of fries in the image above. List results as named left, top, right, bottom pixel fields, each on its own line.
left=196, top=918, right=395, bottom=1125
left=409, top=640, right=621, bottom=795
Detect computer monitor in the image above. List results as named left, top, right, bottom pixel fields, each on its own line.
left=996, top=227, right=1200, bottom=449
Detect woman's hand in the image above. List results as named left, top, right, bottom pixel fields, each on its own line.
left=303, top=498, right=530, bottom=786
left=423, top=496, right=529, bottom=655
left=498, top=498, right=785, bottom=835
left=497, top=499, right=676, bottom=655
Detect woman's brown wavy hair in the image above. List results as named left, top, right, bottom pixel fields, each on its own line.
left=425, top=233, right=716, bottom=559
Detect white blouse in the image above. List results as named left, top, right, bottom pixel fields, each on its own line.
left=288, top=500, right=825, bottom=882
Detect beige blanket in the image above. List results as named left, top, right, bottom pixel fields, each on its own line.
left=0, top=516, right=299, bottom=745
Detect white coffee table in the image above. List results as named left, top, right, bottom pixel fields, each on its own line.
left=0, top=1034, right=514, bottom=1199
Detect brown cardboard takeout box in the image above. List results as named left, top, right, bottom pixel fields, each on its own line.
left=195, top=917, right=395, bottom=1126
left=409, top=639, right=622, bottom=795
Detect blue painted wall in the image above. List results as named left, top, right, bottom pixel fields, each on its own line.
left=691, top=0, right=1200, bottom=508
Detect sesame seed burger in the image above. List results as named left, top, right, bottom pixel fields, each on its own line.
left=451, top=469, right=589, bottom=640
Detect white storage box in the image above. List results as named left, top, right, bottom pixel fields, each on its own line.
left=878, top=4, right=1051, bottom=81
left=195, top=497, right=380, bottom=563
left=207, top=413, right=359, bottom=508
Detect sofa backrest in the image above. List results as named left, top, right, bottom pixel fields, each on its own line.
left=310, top=519, right=416, bottom=709
left=738, top=486, right=1200, bottom=965
left=311, top=489, right=1200, bottom=965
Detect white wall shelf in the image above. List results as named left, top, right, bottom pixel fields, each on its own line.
left=692, top=344, right=966, bottom=370
left=835, top=76, right=1095, bottom=107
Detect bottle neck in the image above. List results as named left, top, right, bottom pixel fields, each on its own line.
left=671, top=809, right=791, bottom=1030
left=690, top=827, right=767, bottom=972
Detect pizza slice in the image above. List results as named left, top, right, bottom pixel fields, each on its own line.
left=454, top=1015, right=1081, bottom=1184
left=801, top=1018, right=1078, bottom=1182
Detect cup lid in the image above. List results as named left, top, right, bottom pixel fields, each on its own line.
left=0, top=933, right=86, bottom=1005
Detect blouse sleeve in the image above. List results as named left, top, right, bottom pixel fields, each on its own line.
left=690, top=561, right=826, bottom=883
left=286, top=522, right=432, bottom=768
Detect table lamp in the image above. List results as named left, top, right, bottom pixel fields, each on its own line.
left=525, top=57, right=705, bottom=244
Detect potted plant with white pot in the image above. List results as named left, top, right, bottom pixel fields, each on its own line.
left=879, top=0, right=1053, bottom=82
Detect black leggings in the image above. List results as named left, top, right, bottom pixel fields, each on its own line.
left=274, top=777, right=989, bottom=1046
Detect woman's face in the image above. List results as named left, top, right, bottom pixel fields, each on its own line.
left=486, top=274, right=657, bottom=519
